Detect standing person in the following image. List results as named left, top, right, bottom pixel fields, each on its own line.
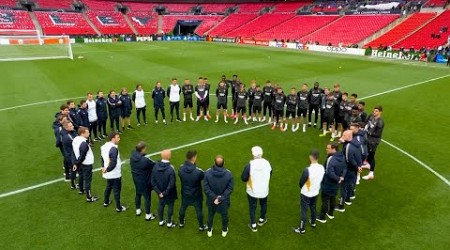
left=72, top=127, right=98, bottom=202
left=234, top=84, right=249, bottom=125
left=262, top=81, right=273, bottom=123
left=230, top=75, right=240, bottom=118
left=152, top=81, right=167, bottom=125
left=241, top=146, right=272, bottom=232
left=132, top=84, right=148, bottom=126
left=358, top=101, right=367, bottom=123
left=247, top=80, right=257, bottom=121
left=167, top=78, right=182, bottom=122
left=335, top=130, right=362, bottom=212
left=86, top=93, right=100, bottom=142
left=297, top=83, right=309, bottom=132
left=101, top=132, right=126, bottom=212
left=336, top=93, right=349, bottom=138
left=182, top=78, right=195, bottom=121
left=350, top=123, right=366, bottom=185
left=332, top=83, right=343, bottom=131
left=152, top=150, right=178, bottom=228
left=293, top=150, right=325, bottom=235
left=76, top=100, right=90, bottom=142
left=195, top=77, right=209, bottom=122
left=316, top=142, right=345, bottom=223
left=61, top=121, right=78, bottom=188
left=308, top=82, right=322, bottom=128
left=107, top=90, right=122, bottom=133
left=67, top=100, right=80, bottom=131
left=285, top=88, right=298, bottom=132
left=53, top=106, right=69, bottom=178
left=130, top=141, right=156, bottom=221
left=215, top=80, right=229, bottom=123
left=178, top=150, right=207, bottom=231
left=204, top=155, right=234, bottom=237
left=272, top=87, right=286, bottom=131
left=119, top=87, right=133, bottom=131
left=96, top=91, right=108, bottom=139
left=319, top=88, right=337, bottom=141
left=204, top=77, right=212, bottom=120
left=252, top=85, right=263, bottom=122
left=362, top=106, right=385, bottom=180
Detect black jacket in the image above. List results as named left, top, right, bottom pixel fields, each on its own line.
left=61, top=129, right=77, bottom=164
left=178, top=161, right=204, bottom=200
left=119, top=94, right=133, bottom=116
left=76, top=107, right=89, bottom=127
left=204, top=165, right=233, bottom=205
left=151, top=161, right=177, bottom=200
left=96, top=97, right=108, bottom=121
left=321, top=152, right=346, bottom=195
left=130, top=150, right=155, bottom=192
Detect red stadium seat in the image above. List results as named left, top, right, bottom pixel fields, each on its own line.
left=225, top=13, right=295, bottom=38
left=86, top=10, right=133, bottom=35
left=35, top=11, right=96, bottom=35
left=237, top=3, right=272, bottom=13
left=34, top=0, right=73, bottom=9
left=272, top=2, right=310, bottom=13
left=0, top=0, right=18, bottom=7
left=81, top=0, right=118, bottom=11
left=163, top=3, right=196, bottom=13
left=128, top=12, right=158, bottom=35
left=0, top=10, right=35, bottom=30
left=201, top=3, right=235, bottom=13
left=207, top=13, right=258, bottom=36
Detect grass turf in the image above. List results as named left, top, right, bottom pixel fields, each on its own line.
left=0, top=42, right=449, bottom=249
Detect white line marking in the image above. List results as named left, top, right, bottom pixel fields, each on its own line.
left=0, top=123, right=268, bottom=199
left=1, top=74, right=450, bottom=198
left=381, top=139, right=450, bottom=187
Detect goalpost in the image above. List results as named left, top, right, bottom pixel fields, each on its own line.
left=0, top=29, right=73, bottom=61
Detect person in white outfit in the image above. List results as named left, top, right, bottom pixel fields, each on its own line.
left=241, top=146, right=272, bottom=232
left=132, top=84, right=147, bottom=126
left=86, top=93, right=101, bottom=141
left=167, top=78, right=182, bottom=122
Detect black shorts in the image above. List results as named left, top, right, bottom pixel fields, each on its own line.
left=286, top=110, right=296, bottom=119
left=336, top=115, right=345, bottom=124
left=197, top=101, right=207, bottom=108
left=237, top=106, right=246, bottom=114
left=253, top=105, right=261, bottom=113
left=184, top=99, right=193, bottom=108
left=205, top=98, right=210, bottom=108
left=323, top=112, right=334, bottom=124
left=297, top=108, right=307, bottom=118
left=274, top=109, right=284, bottom=117
left=217, top=103, right=227, bottom=109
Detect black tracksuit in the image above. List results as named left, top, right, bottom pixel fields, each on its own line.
left=340, top=139, right=362, bottom=205
left=247, top=87, right=256, bottom=116
left=204, top=165, right=233, bottom=232
left=74, top=139, right=94, bottom=199
left=96, top=97, right=108, bottom=136
left=319, top=152, right=346, bottom=218
left=308, top=87, right=322, bottom=124
left=61, top=129, right=77, bottom=186
left=262, top=86, right=273, bottom=117
left=107, top=95, right=122, bottom=132
left=130, top=150, right=155, bottom=214
left=151, top=161, right=177, bottom=223
left=366, top=115, right=385, bottom=172
left=119, top=94, right=133, bottom=118
left=152, top=87, right=166, bottom=121
left=178, top=161, right=205, bottom=227
left=76, top=107, right=89, bottom=128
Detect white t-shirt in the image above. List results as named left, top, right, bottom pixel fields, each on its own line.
left=86, top=99, right=98, bottom=122
left=134, top=89, right=146, bottom=109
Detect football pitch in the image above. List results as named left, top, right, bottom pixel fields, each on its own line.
left=0, top=42, right=449, bottom=249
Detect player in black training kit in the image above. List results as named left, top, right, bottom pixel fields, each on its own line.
left=332, top=83, right=343, bottom=131
left=251, top=85, right=263, bottom=122
left=247, top=80, right=257, bottom=122
left=320, top=88, right=337, bottom=141
left=308, top=82, right=322, bottom=127
left=272, top=87, right=286, bottom=131
left=204, top=77, right=212, bottom=120
left=182, top=79, right=195, bottom=121
left=215, top=81, right=229, bottom=123
left=284, top=88, right=298, bottom=132
left=336, top=92, right=349, bottom=139
left=234, top=84, right=249, bottom=125
left=195, top=77, right=209, bottom=122
left=230, top=75, right=239, bottom=118
left=262, top=81, right=273, bottom=123
left=297, top=83, right=309, bottom=133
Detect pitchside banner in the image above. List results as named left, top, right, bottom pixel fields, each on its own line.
left=268, top=41, right=297, bottom=49
left=307, top=45, right=365, bottom=56
left=370, top=50, right=418, bottom=60
left=241, top=39, right=269, bottom=46
left=212, top=37, right=236, bottom=43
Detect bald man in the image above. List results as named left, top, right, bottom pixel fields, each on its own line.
left=204, top=155, right=234, bottom=237
left=335, top=130, right=362, bottom=212
left=151, top=150, right=178, bottom=228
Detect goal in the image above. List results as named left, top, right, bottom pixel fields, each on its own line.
left=0, top=29, right=73, bottom=61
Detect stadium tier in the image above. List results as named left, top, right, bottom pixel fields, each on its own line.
left=302, top=14, right=399, bottom=45
left=82, top=0, right=118, bottom=10
left=163, top=3, right=195, bottom=13
left=201, top=3, right=235, bottom=13
left=86, top=10, right=133, bottom=34
left=128, top=12, right=158, bottom=35
left=161, top=15, right=223, bottom=34
left=365, top=12, right=437, bottom=48
left=35, top=11, right=96, bottom=35
left=34, top=0, right=74, bottom=9
left=423, top=0, right=447, bottom=7
left=207, top=13, right=257, bottom=36
left=393, top=10, right=450, bottom=49
left=0, top=0, right=17, bottom=7
left=193, top=15, right=223, bottom=36
left=225, top=13, right=295, bottom=38
left=237, top=3, right=271, bottom=13
left=256, top=15, right=339, bottom=41
left=121, top=1, right=157, bottom=12
left=0, top=10, right=35, bottom=30
left=272, top=1, right=310, bottom=13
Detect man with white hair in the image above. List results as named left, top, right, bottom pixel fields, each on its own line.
left=241, top=146, right=272, bottom=232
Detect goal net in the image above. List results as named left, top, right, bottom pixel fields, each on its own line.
left=0, top=29, right=73, bottom=61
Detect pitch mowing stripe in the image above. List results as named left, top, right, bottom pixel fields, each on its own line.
left=0, top=123, right=268, bottom=199
left=1, top=75, right=450, bottom=198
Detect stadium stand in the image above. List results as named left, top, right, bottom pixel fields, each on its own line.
left=34, top=0, right=74, bottom=10
left=128, top=12, right=158, bottom=35
left=0, top=0, right=17, bottom=7
left=302, top=14, right=399, bottom=45
left=193, top=15, right=223, bottom=36
left=393, top=10, right=450, bottom=49
left=86, top=10, right=133, bottom=34
left=207, top=13, right=257, bottom=36
left=82, top=0, right=118, bottom=11
left=0, top=9, right=35, bottom=30
left=225, top=13, right=295, bottom=38
left=122, top=1, right=157, bottom=12
left=272, top=1, right=310, bottom=13
left=423, top=0, right=447, bottom=7
left=237, top=3, right=271, bottom=13
left=365, top=12, right=437, bottom=48
left=161, top=14, right=223, bottom=34
left=201, top=3, right=234, bottom=13
left=255, top=15, right=339, bottom=41
left=35, top=11, right=96, bottom=35
left=163, top=3, right=195, bottom=13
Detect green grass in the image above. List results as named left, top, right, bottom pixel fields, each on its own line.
left=0, top=42, right=449, bottom=249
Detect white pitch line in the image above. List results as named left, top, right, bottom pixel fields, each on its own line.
left=0, top=123, right=268, bottom=199
left=381, top=139, right=450, bottom=187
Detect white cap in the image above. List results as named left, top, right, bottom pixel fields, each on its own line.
left=251, top=146, right=263, bottom=158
